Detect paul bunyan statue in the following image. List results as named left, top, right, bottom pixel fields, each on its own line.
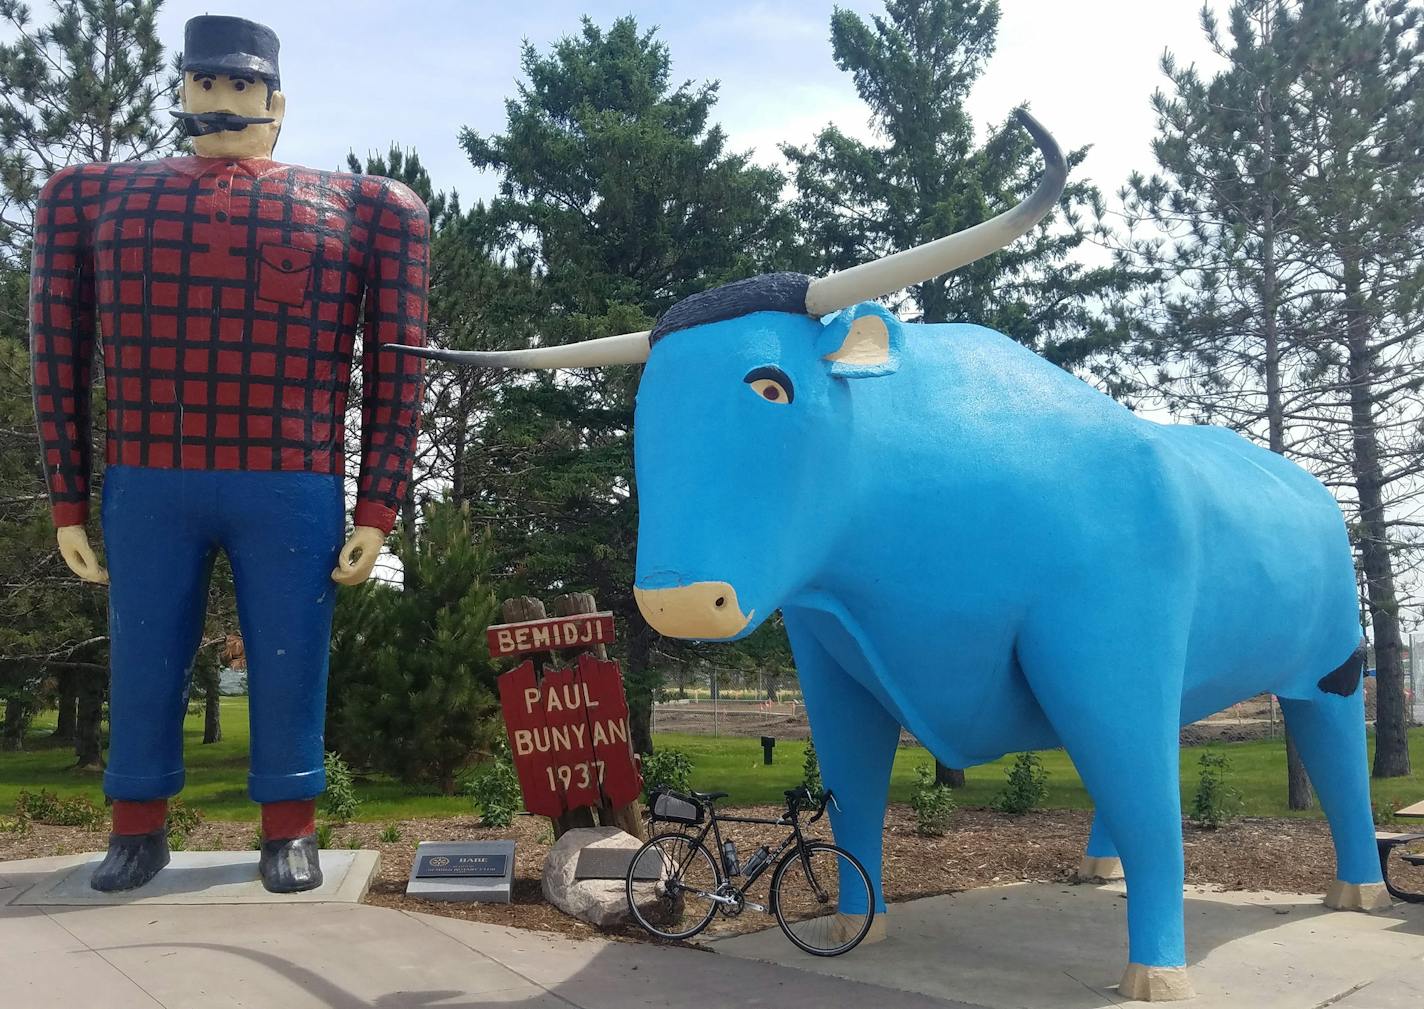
left=29, top=16, right=428, bottom=893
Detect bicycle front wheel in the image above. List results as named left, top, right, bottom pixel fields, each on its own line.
left=770, top=841, right=875, bottom=956
left=626, top=832, right=723, bottom=941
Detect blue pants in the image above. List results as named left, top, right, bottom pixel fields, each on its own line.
left=101, top=465, right=344, bottom=804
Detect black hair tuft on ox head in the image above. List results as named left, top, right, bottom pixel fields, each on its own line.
left=650, top=272, right=812, bottom=346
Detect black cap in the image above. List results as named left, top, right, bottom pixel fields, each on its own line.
left=181, top=16, right=280, bottom=88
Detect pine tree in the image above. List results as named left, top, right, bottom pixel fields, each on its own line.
left=326, top=501, right=502, bottom=794
left=0, top=0, right=178, bottom=264
left=0, top=0, right=180, bottom=762
left=784, top=0, right=1147, bottom=786
left=782, top=0, right=1141, bottom=359
left=456, top=16, right=800, bottom=753
left=1278, top=0, right=1423, bottom=777
left=1119, top=0, right=1319, bottom=807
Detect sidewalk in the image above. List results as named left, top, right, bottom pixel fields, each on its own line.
left=0, top=854, right=964, bottom=1009
left=714, top=880, right=1424, bottom=1008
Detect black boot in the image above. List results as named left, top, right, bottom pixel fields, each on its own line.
left=90, top=827, right=170, bottom=892
left=259, top=833, right=323, bottom=893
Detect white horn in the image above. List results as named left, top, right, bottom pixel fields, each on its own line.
left=391, top=330, right=651, bottom=369
left=804, top=110, right=1068, bottom=317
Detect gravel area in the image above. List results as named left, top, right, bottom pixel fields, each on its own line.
left=5, top=804, right=1419, bottom=943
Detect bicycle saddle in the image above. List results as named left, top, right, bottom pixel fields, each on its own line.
left=691, top=790, right=729, bottom=801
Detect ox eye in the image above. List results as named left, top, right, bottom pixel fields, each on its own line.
left=744, top=366, right=793, bottom=405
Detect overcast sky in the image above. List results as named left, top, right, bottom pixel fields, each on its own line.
left=141, top=0, right=1223, bottom=209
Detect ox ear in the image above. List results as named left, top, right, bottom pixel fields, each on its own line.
left=817, top=303, right=902, bottom=378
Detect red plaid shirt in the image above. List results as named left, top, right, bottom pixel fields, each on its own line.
left=30, top=156, right=428, bottom=533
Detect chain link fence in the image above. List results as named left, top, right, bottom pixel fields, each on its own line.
left=1410, top=632, right=1423, bottom=726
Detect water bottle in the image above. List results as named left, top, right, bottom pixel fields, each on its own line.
left=721, top=840, right=740, bottom=876
left=743, top=845, right=771, bottom=876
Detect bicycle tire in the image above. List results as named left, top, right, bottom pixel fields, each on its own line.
left=626, top=832, right=723, bottom=941
left=770, top=840, right=875, bottom=956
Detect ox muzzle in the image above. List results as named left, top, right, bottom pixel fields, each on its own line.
left=634, top=581, right=754, bottom=640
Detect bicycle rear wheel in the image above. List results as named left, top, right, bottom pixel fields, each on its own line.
left=770, top=841, right=875, bottom=956
left=626, top=832, right=723, bottom=941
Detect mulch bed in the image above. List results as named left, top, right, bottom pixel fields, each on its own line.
left=4, top=805, right=1419, bottom=943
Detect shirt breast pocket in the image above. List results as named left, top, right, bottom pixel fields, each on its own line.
left=257, top=243, right=313, bottom=308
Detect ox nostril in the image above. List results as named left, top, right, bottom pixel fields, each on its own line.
left=714, top=596, right=726, bottom=609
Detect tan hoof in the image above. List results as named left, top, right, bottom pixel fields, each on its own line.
left=822, top=912, right=886, bottom=945
left=789, top=913, right=886, bottom=949
left=1324, top=880, right=1391, bottom=912
left=1118, top=964, right=1196, bottom=1002
left=1076, top=855, right=1124, bottom=882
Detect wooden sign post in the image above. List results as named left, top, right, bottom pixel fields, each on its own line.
left=492, top=593, right=645, bottom=841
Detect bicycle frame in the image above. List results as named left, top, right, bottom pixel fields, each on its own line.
left=666, top=802, right=822, bottom=902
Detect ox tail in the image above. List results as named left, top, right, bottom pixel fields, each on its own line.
left=1317, top=639, right=1367, bottom=697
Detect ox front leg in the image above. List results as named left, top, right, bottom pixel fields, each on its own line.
left=785, top=616, right=899, bottom=944
left=1020, top=627, right=1194, bottom=1001
left=1078, top=811, right=1125, bottom=882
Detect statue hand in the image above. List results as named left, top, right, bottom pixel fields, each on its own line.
left=331, top=525, right=385, bottom=586
left=57, top=525, right=108, bottom=584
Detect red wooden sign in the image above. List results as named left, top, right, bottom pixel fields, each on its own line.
left=497, top=653, right=643, bottom=818
left=486, top=612, right=616, bottom=658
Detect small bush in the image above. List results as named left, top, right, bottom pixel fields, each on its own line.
left=1190, top=751, right=1242, bottom=830
left=166, top=798, right=203, bottom=843
left=465, top=742, right=522, bottom=827
left=15, top=789, right=105, bottom=830
left=249, top=829, right=263, bottom=851
left=910, top=764, right=955, bottom=837
left=0, top=814, right=30, bottom=834
left=992, top=753, right=1049, bottom=815
left=321, top=751, right=362, bottom=822
left=316, top=823, right=333, bottom=849
left=641, top=747, right=694, bottom=798
left=379, top=824, right=402, bottom=843
left=801, top=739, right=822, bottom=796
left=345, top=834, right=363, bottom=849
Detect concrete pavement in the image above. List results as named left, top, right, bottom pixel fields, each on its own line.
left=714, top=880, right=1424, bottom=1008
left=0, top=853, right=962, bottom=1009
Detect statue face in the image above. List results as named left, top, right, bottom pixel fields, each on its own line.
left=180, top=70, right=285, bottom=158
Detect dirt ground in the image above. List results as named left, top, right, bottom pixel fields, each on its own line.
left=4, top=804, right=1420, bottom=944
left=657, top=683, right=1380, bottom=747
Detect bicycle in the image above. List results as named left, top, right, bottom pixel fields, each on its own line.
left=625, top=785, right=876, bottom=956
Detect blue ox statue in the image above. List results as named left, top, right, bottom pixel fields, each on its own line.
left=400, top=112, right=1386, bottom=1001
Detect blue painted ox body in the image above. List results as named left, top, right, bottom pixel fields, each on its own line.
left=629, top=298, right=1382, bottom=988
left=400, top=113, right=1385, bottom=999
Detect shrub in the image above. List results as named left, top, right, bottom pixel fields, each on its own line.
left=801, top=738, right=822, bottom=796
left=249, top=829, right=263, bottom=851
left=379, top=824, right=402, bottom=843
left=1190, top=751, right=1242, bottom=830
left=466, top=742, right=522, bottom=828
left=315, top=823, right=333, bottom=849
left=320, top=751, right=362, bottom=822
left=166, top=798, right=203, bottom=843
left=326, top=502, right=502, bottom=794
left=15, top=789, right=104, bottom=830
left=641, top=747, right=694, bottom=798
left=992, top=752, right=1049, bottom=815
left=0, top=814, right=29, bottom=834
left=910, top=764, right=955, bottom=837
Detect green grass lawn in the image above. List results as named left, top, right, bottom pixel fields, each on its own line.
left=2, top=697, right=1421, bottom=823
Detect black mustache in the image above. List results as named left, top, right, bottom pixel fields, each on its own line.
left=170, top=110, right=275, bottom=137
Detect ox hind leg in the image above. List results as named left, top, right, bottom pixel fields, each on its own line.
left=1279, top=645, right=1388, bottom=911
left=1019, top=617, right=1194, bottom=1001
left=784, top=612, right=899, bottom=943
left=1078, top=811, right=1125, bottom=882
